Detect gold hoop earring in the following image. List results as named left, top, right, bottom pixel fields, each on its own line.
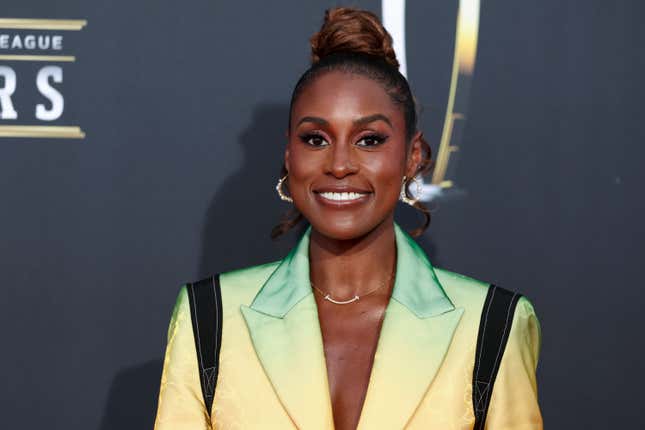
left=276, top=174, right=293, bottom=203
left=400, top=175, right=421, bottom=206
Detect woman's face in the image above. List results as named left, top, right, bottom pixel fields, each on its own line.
left=286, top=70, right=421, bottom=240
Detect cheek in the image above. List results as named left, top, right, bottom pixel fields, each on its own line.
left=287, top=143, right=317, bottom=179
left=286, top=143, right=320, bottom=201
left=363, top=152, right=406, bottom=193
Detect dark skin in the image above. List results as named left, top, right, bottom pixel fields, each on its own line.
left=286, top=71, right=423, bottom=430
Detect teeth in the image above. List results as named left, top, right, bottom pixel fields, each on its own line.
left=319, top=191, right=366, bottom=201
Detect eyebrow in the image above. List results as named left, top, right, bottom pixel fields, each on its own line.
left=296, top=113, right=393, bottom=128
left=354, top=113, right=393, bottom=128
left=296, top=116, right=329, bottom=127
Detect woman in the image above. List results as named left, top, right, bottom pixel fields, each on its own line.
left=154, top=7, right=542, bottom=430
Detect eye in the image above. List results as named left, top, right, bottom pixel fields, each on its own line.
left=299, top=133, right=329, bottom=147
left=356, top=133, right=388, bottom=147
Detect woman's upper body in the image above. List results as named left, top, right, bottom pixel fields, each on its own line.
left=154, top=222, right=542, bottom=429
left=155, top=7, right=543, bottom=429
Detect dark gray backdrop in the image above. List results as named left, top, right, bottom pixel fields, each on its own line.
left=1, top=1, right=643, bottom=428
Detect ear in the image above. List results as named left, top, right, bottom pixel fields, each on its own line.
left=284, top=129, right=291, bottom=172
left=405, top=131, right=423, bottom=177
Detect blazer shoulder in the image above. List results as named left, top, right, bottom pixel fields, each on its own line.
left=435, top=267, right=540, bottom=343
left=434, top=267, right=491, bottom=309
left=218, top=260, right=281, bottom=306
left=434, top=267, right=532, bottom=308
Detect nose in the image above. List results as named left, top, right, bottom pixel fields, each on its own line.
left=325, top=140, right=358, bottom=178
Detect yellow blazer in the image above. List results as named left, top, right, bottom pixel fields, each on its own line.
left=154, top=223, right=542, bottom=429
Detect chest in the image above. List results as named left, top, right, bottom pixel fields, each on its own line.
left=220, top=295, right=474, bottom=430
left=316, top=300, right=387, bottom=430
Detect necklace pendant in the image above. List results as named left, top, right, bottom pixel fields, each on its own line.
left=324, top=294, right=360, bottom=305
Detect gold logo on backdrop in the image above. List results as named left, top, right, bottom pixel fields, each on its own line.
left=385, top=0, right=480, bottom=200
left=430, top=0, right=480, bottom=191
left=0, top=18, right=87, bottom=139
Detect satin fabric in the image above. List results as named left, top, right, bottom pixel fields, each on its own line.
left=154, top=223, right=542, bottom=429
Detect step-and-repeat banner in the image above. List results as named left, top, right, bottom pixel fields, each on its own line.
left=1, top=1, right=642, bottom=428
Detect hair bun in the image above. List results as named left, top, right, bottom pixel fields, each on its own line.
left=310, top=7, right=399, bottom=69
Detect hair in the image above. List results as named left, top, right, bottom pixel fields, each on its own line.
left=271, top=7, right=434, bottom=239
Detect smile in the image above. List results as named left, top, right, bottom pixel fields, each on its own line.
left=318, top=191, right=368, bottom=202
left=313, top=190, right=372, bottom=207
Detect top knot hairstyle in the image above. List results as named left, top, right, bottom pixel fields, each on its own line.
left=310, top=8, right=399, bottom=68
left=272, top=7, right=434, bottom=239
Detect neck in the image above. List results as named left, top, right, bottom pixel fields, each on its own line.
left=308, top=217, right=397, bottom=300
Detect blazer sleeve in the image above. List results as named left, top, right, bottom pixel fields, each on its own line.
left=154, top=286, right=211, bottom=430
left=485, top=296, right=543, bottom=430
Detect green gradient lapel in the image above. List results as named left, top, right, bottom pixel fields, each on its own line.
left=356, top=224, right=464, bottom=428
left=240, top=223, right=463, bottom=428
left=240, top=226, right=334, bottom=429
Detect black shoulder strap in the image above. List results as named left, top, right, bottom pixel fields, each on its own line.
left=472, top=284, right=522, bottom=430
left=186, top=274, right=223, bottom=418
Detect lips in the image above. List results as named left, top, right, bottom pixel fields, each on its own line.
left=313, top=187, right=372, bottom=205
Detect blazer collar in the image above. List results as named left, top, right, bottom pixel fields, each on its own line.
left=240, top=222, right=464, bottom=429
left=249, top=222, right=455, bottom=318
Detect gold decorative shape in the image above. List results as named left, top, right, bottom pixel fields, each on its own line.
left=456, top=0, right=480, bottom=74
left=0, top=18, right=87, bottom=31
left=431, top=0, right=480, bottom=188
left=0, top=125, right=85, bottom=139
left=0, top=55, right=75, bottom=62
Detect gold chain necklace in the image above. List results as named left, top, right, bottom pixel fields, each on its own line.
left=310, top=271, right=395, bottom=305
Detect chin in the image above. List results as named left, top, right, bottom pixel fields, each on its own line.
left=307, top=214, right=388, bottom=242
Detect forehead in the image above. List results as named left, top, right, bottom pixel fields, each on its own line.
left=291, top=71, right=404, bottom=126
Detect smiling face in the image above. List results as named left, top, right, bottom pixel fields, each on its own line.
left=286, top=71, right=422, bottom=240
